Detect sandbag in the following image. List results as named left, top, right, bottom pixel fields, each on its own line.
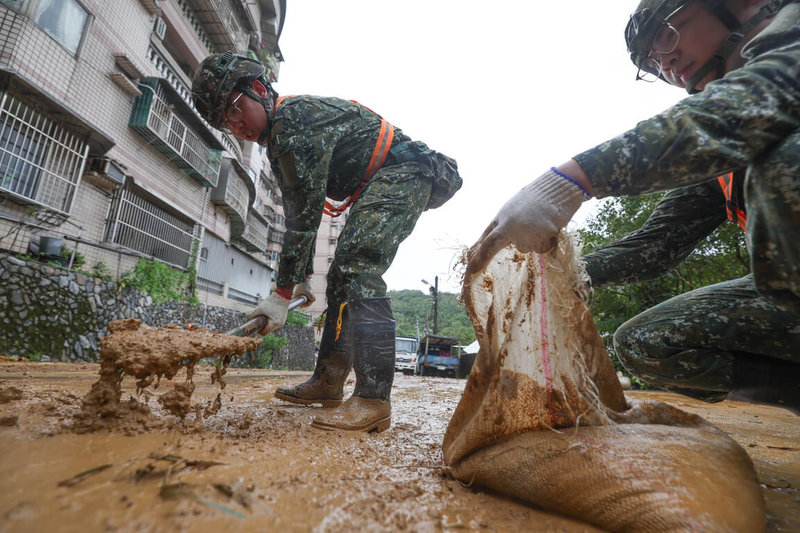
left=443, top=235, right=765, bottom=532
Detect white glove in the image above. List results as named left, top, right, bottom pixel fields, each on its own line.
left=249, top=292, right=290, bottom=335
left=469, top=168, right=587, bottom=273
left=292, top=278, right=316, bottom=308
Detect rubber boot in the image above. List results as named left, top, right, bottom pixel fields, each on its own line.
left=727, top=354, right=800, bottom=416
left=312, top=297, right=395, bottom=432
left=273, top=304, right=352, bottom=408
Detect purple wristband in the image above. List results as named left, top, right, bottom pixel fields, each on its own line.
left=550, top=167, right=592, bottom=200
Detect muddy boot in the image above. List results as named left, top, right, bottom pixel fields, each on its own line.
left=312, top=298, right=395, bottom=432
left=274, top=304, right=352, bottom=408
left=727, top=355, right=800, bottom=416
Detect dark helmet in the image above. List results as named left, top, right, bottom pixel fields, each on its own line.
left=192, top=51, right=266, bottom=129
left=624, top=0, right=780, bottom=93
left=625, top=0, right=688, bottom=75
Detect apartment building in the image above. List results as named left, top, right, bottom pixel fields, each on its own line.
left=0, top=0, right=337, bottom=316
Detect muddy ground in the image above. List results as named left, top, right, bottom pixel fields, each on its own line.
left=0, top=361, right=798, bottom=532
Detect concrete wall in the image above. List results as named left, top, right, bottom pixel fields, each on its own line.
left=0, top=252, right=314, bottom=369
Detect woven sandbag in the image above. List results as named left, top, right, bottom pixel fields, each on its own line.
left=443, top=235, right=765, bottom=532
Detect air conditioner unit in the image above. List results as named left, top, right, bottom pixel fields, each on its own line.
left=153, top=17, right=167, bottom=40
left=90, top=157, right=126, bottom=184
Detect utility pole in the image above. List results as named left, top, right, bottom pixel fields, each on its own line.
left=422, top=276, right=439, bottom=334
left=432, top=275, right=439, bottom=334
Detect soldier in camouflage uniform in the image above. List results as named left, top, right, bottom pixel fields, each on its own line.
left=192, top=52, right=462, bottom=432
left=470, top=0, right=800, bottom=414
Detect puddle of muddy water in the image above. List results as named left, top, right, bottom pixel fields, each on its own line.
left=0, top=363, right=797, bottom=532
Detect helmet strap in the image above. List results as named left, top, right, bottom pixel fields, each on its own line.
left=240, top=81, right=278, bottom=145
left=686, top=0, right=782, bottom=93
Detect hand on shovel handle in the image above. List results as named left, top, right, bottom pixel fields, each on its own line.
left=225, top=296, right=309, bottom=337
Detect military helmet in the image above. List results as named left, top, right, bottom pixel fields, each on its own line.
left=192, top=52, right=266, bottom=129
left=624, top=0, right=778, bottom=93
left=625, top=0, right=688, bottom=73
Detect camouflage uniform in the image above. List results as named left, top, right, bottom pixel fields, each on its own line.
left=267, top=96, right=450, bottom=305
left=577, top=4, right=800, bottom=398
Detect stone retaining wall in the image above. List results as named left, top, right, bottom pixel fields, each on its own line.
left=0, top=252, right=315, bottom=369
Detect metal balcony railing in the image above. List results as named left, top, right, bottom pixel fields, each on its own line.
left=129, top=78, right=221, bottom=187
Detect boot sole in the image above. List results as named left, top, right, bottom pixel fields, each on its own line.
left=274, top=391, right=343, bottom=408
left=310, top=415, right=391, bottom=433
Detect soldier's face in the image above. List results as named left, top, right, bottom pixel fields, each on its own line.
left=223, top=90, right=267, bottom=142
left=651, top=1, right=731, bottom=91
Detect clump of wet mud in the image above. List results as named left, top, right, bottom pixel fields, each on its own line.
left=73, top=319, right=260, bottom=433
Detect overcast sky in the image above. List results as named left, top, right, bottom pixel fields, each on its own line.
left=275, top=1, right=684, bottom=293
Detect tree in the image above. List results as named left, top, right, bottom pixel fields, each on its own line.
left=388, top=289, right=475, bottom=345
left=578, top=193, right=749, bottom=379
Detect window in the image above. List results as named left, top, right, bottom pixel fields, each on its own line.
left=105, top=184, right=195, bottom=268
left=0, top=93, right=88, bottom=214
left=33, top=0, right=90, bottom=55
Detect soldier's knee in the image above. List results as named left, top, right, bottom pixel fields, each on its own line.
left=612, top=316, right=657, bottom=375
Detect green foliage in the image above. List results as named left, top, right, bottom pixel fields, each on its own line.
left=253, top=334, right=289, bottom=367
left=286, top=310, right=310, bottom=326
left=578, top=194, right=749, bottom=383
left=90, top=261, right=113, bottom=282
left=121, top=258, right=189, bottom=303
left=27, top=352, right=44, bottom=362
left=61, top=247, right=85, bottom=268
left=388, top=290, right=475, bottom=345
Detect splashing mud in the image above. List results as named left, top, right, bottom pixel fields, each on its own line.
left=74, top=318, right=260, bottom=433
left=444, top=236, right=768, bottom=531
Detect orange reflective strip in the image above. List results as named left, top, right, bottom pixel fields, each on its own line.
left=717, top=172, right=747, bottom=231
left=323, top=119, right=395, bottom=218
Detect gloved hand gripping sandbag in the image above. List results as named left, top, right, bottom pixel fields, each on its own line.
left=469, top=168, right=587, bottom=273
left=443, top=234, right=766, bottom=532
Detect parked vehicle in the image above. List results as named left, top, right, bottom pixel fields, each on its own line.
left=394, top=337, right=418, bottom=375
left=416, top=334, right=460, bottom=378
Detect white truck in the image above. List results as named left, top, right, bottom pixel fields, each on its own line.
left=394, top=336, right=418, bottom=375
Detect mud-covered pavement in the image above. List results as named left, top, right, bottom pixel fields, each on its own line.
left=0, top=362, right=798, bottom=532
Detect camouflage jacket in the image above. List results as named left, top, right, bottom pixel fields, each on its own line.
left=266, top=96, right=411, bottom=288
left=574, top=4, right=800, bottom=196
left=583, top=179, right=734, bottom=287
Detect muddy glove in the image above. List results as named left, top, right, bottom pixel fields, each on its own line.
left=249, top=290, right=291, bottom=335
left=468, top=168, right=590, bottom=273
left=292, top=277, right=316, bottom=308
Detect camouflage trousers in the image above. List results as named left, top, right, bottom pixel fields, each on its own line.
left=613, top=274, right=800, bottom=402
left=325, top=158, right=433, bottom=305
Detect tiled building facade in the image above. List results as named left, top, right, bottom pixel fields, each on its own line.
left=0, top=0, right=342, bottom=322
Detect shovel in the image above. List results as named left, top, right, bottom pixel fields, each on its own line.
left=224, top=296, right=309, bottom=337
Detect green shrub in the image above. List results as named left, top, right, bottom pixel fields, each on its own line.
left=61, top=247, right=85, bottom=268
left=91, top=261, right=113, bottom=281
left=121, top=258, right=188, bottom=303
left=253, top=334, right=289, bottom=367
left=286, top=310, right=310, bottom=326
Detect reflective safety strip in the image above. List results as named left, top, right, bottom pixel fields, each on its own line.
left=324, top=117, right=395, bottom=218
left=717, top=173, right=747, bottom=232
left=273, top=96, right=395, bottom=218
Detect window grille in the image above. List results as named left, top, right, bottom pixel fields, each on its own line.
left=0, top=92, right=89, bottom=214
left=226, top=168, right=248, bottom=217
left=105, top=184, right=195, bottom=268
left=268, top=228, right=284, bottom=246
left=130, top=78, right=221, bottom=187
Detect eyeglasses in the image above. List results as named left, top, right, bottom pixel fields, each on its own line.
left=636, top=6, right=685, bottom=82
left=219, top=92, right=245, bottom=133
